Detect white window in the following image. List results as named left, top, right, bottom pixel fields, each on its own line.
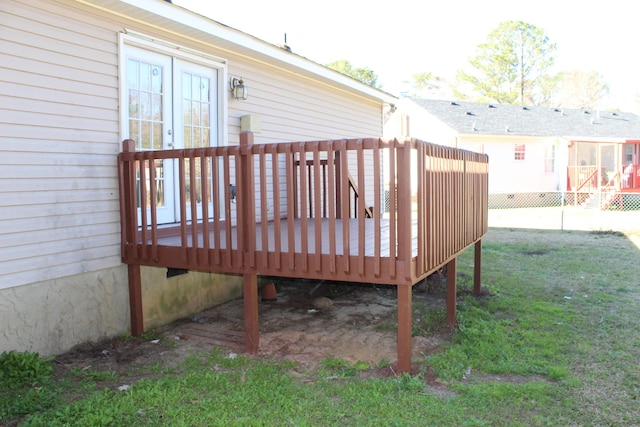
left=514, top=144, right=526, bottom=161
left=121, top=36, right=225, bottom=224
left=544, top=144, right=555, bottom=173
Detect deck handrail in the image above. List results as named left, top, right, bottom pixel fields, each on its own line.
left=117, top=133, right=488, bottom=284
left=568, top=165, right=598, bottom=192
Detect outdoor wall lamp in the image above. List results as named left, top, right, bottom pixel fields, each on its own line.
left=230, top=77, right=248, bottom=100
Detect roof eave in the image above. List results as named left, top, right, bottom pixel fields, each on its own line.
left=73, top=0, right=397, bottom=104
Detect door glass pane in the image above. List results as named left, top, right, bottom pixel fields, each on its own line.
left=127, top=56, right=167, bottom=211
left=140, top=92, right=151, bottom=121
left=182, top=71, right=211, bottom=149
left=127, top=59, right=139, bottom=89
left=153, top=123, right=163, bottom=150
left=201, top=78, right=210, bottom=102
left=182, top=70, right=213, bottom=207
left=201, top=103, right=209, bottom=127
left=140, top=63, right=151, bottom=91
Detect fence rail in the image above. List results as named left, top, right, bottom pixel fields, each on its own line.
left=487, top=191, right=640, bottom=231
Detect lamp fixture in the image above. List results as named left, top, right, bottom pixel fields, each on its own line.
left=230, top=77, right=248, bottom=100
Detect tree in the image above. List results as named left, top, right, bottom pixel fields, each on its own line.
left=327, top=59, right=380, bottom=88
left=456, top=20, right=557, bottom=105
left=554, top=70, right=609, bottom=109
left=403, top=72, right=446, bottom=98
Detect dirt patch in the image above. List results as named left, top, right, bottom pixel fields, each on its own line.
left=53, top=277, right=456, bottom=379
left=173, top=280, right=449, bottom=369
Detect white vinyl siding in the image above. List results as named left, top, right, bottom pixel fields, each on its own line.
left=1, top=1, right=122, bottom=289
left=1, top=0, right=385, bottom=290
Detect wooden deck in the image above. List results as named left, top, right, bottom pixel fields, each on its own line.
left=118, top=132, right=489, bottom=372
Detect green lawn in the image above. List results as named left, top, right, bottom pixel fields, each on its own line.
left=3, top=228, right=640, bottom=426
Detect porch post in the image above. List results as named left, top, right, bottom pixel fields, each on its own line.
left=473, top=240, right=482, bottom=296
left=128, top=264, right=144, bottom=336
left=397, top=284, right=413, bottom=373
left=446, top=257, right=457, bottom=328
left=243, top=273, right=259, bottom=353
left=239, top=132, right=259, bottom=354
left=121, top=139, right=144, bottom=336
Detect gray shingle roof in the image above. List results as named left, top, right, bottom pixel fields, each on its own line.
left=412, top=99, right=640, bottom=140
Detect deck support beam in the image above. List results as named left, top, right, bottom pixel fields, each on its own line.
left=446, top=257, right=457, bottom=328
left=473, top=240, right=482, bottom=296
left=243, top=274, right=259, bottom=354
left=127, top=264, right=144, bottom=336
left=397, top=284, right=413, bottom=373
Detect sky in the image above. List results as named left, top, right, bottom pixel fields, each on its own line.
left=174, top=0, right=640, bottom=112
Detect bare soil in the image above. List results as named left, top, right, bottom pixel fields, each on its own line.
left=53, top=276, right=457, bottom=381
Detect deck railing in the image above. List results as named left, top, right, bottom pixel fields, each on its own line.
left=293, top=155, right=373, bottom=219
left=118, top=133, right=488, bottom=285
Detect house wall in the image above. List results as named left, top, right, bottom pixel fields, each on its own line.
left=385, top=102, right=563, bottom=194
left=0, top=268, right=129, bottom=356
left=384, top=99, right=458, bottom=146
left=457, top=136, right=562, bottom=193
left=1, top=0, right=385, bottom=356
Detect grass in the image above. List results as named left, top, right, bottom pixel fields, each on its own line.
left=3, top=227, right=640, bottom=426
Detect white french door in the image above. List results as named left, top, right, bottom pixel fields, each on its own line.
left=174, top=59, right=219, bottom=222
left=124, top=46, right=220, bottom=224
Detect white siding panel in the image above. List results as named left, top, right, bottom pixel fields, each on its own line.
left=1, top=14, right=115, bottom=64
left=1, top=200, right=117, bottom=222
left=2, top=251, right=121, bottom=291
left=0, top=72, right=118, bottom=108
left=0, top=54, right=117, bottom=93
left=0, top=177, right=116, bottom=193
left=1, top=109, right=116, bottom=133
left=227, top=63, right=382, bottom=139
left=0, top=211, right=118, bottom=239
left=1, top=0, right=122, bottom=289
left=1, top=124, right=118, bottom=145
left=0, top=94, right=117, bottom=123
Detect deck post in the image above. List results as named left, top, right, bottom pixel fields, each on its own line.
left=335, top=150, right=342, bottom=218
left=446, top=257, right=457, bottom=328
left=239, top=132, right=259, bottom=354
left=121, top=139, right=144, bottom=336
left=127, top=264, right=144, bottom=336
left=397, top=284, right=413, bottom=373
left=473, top=240, right=482, bottom=296
left=243, top=273, right=259, bottom=353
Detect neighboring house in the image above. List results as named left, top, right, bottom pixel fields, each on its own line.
left=386, top=98, right=640, bottom=204
left=0, top=0, right=396, bottom=356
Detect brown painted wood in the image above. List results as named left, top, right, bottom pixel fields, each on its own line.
left=118, top=133, right=490, bottom=373
left=397, top=284, right=412, bottom=373
left=120, top=140, right=144, bottom=336
left=243, top=273, right=259, bottom=354
left=474, top=240, right=482, bottom=296
left=127, top=264, right=143, bottom=336
left=446, top=257, right=457, bottom=329
left=240, top=133, right=259, bottom=354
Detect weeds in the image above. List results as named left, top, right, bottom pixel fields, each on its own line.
left=0, top=351, right=53, bottom=389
